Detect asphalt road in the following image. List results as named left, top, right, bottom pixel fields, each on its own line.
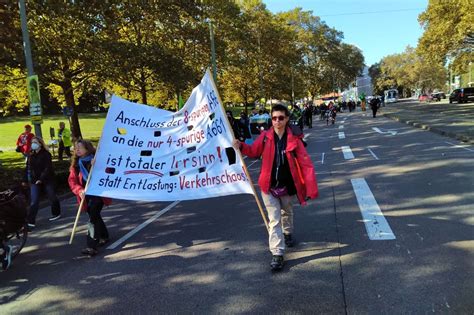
left=1, top=104, right=473, bottom=314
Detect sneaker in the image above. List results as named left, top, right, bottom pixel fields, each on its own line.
left=2, top=245, right=13, bottom=270
left=81, top=247, right=98, bottom=256
left=284, top=234, right=294, bottom=248
left=48, top=214, right=62, bottom=222
left=270, top=255, right=284, bottom=271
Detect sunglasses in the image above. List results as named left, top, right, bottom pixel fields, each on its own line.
left=272, top=115, right=286, bottom=121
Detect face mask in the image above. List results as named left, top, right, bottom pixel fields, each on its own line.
left=31, top=143, right=40, bottom=151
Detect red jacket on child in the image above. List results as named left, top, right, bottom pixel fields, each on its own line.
left=68, top=168, right=112, bottom=211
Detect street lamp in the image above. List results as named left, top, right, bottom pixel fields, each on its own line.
left=206, top=19, right=217, bottom=83
left=469, top=62, right=472, bottom=87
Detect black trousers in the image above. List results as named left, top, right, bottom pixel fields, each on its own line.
left=372, top=108, right=378, bottom=117
left=86, top=196, right=108, bottom=249
left=58, top=141, right=71, bottom=160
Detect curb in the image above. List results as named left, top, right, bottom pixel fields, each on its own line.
left=383, top=113, right=474, bottom=144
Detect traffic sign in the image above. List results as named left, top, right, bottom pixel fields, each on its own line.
left=62, top=106, right=73, bottom=117
left=27, top=75, right=42, bottom=116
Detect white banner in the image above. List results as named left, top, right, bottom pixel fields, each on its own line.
left=86, top=71, right=253, bottom=201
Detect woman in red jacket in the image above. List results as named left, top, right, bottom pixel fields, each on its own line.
left=68, top=139, right=111, bottom=256
left=233, top=104, right=318, bottom=271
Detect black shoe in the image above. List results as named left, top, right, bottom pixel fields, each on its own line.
left=284, top=234, right=294, bottom=247
left=81, top=248, right=98, bottom=256
left=270, top=255, right=284, bottom=271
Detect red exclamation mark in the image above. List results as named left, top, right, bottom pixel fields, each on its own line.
left=216, top=146, right=222, bottom=162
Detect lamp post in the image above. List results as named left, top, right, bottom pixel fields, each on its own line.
left=469, top=62, right=472, bottom=86
left=256, top=33, right=264, bottom=107
left=19, top=0, right=42, bottom=138
left=291, top=67, right=295, bottom=105
left=208, top=20, right=217, bottom=83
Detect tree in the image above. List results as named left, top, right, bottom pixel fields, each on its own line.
left=373, top=46, right=447, bottom=96
left=0, top=67, right=28, bottom=116
left=418, top=0, right=473, bottom=73
left=23, top=2, right=110, bottom=139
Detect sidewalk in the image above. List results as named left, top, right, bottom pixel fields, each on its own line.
left=381, top=98, right=474, bottom=144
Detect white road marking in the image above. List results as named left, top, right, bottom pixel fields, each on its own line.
left=339, top=125, right=344, bottom=129
left=445, top=141, right=474, bottom=152
left=107, top=201, right=180, bottom=250
left=367, top=148, right=379, bottom=160
left=321, top=152, right=325, bottom=164
left=340, top=121, right=345, bottom=124
left=372, top=127, right=397, bottom=135
left=338, top=132, right=345, bottom=139
left=341, top=146, right=355, bottom=159
left=351, top=178, right=396, bottom=240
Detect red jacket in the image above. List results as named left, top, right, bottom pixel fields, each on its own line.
left=68, top=168, right=112, bottom=211
left=241, top=127, right=318, bottom=205
left=16, top=132, right=34, bottom=154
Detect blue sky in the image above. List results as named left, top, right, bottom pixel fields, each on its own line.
left=263, top=0, right=428, bottom=66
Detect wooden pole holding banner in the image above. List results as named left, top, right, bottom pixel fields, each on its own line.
left=206, top=69, right=269, bottom=232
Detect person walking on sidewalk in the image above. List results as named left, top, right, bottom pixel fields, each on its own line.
left=68, top=139, right=111, bottom=256
left=24, top=137, right=61, bottom=229
left=57, top=122, right=72, bottom=160
left=233, top=104, right=318, bottom=271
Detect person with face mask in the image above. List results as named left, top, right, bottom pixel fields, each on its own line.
left=24, top=137, right=61, bottom=229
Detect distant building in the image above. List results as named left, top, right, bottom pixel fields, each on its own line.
left=341, top=66, right=373, bottom=101
left=356, top=66, right=373, bottom=97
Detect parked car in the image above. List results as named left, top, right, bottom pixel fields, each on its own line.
left=418, top=94, right=432, bottom=102
left=431, top=92, right=445, bottom=101
left=449, top=87, right=474, bottom=104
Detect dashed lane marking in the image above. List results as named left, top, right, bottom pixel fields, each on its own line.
left=351, top=178, right=396, bottom=240
left=341, top=146, right=355, bottom=159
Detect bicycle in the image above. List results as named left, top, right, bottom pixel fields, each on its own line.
left=1, top=189, right=28, bottom=270
left=325, top=110, right=336, bottom=126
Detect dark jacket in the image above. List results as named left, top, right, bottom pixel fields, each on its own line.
left=26, top=149, right=55, bottom=184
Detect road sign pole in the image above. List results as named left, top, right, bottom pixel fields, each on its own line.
left=19, top=0, right=42, bottom=138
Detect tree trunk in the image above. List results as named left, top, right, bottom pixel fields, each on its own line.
left=140, top=71, right=147, bottom=105
left=63, top=79, right=82, bottom=140
left=176, top=89, right=180, bottom=111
